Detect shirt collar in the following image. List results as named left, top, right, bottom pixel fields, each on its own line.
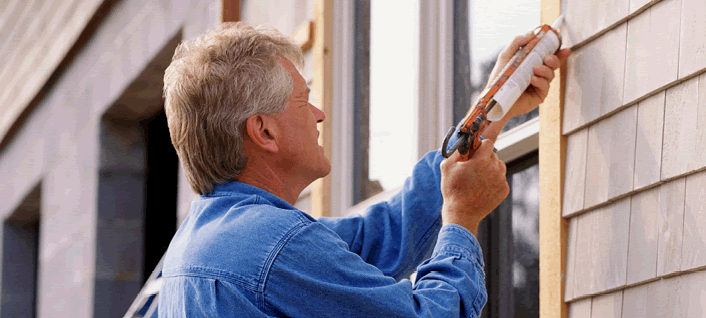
left=208, top=181, right=297, bottom=211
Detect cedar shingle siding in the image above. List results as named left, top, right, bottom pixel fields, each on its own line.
left=562, top=0, right=706, bottom=316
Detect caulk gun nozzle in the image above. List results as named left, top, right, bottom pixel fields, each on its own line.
left=551, top=15, right=565, bottom=30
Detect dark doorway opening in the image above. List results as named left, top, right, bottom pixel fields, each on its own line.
left=1, top=184, right=41, bottom=318
left=142, top=111, right=178, bottom=284
left=95, top=31, right=182, bottom=318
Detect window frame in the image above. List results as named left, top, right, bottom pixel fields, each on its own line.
left=336, top=0, right=541, bottom=217
left=327, top=0, right=356, bottom=216
left=341, top=0, right=457, bottom=215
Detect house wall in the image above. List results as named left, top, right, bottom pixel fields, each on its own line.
left=0, top=1, right=323, bottom=316
left=0, top=0, right=219, bottom=317
left=561, top=0, right=706, bottom=316
left=0, top=0, right=104, bottom=147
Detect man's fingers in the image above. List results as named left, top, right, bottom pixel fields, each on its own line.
left=543, top=48, right=572, bottom=70
left=442, top=148, right=461, bottom=165
left=497, top=158, right=507, bottom=175
left=544, top=55, right=560, bottom=70
left=556, top=48, right=571, bottom=64
left=530, top=76, right=550, bottom=94
left=510, top=31, right=535, bottom=50
left=474, top=139, right=497, bottom=159
left=500, top=31, right=534, bottom=60
left=533, top=64, right=555, bottom=81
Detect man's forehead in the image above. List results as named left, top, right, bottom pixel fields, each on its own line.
left=276, top=56, right=303, bottom=72
left=276, top=56, right=306, bottom=81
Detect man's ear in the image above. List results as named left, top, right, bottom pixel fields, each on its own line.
left=244, top=115, right=279, bottom=153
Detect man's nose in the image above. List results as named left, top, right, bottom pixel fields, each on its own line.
left=311, top=104, right=325, bottom=123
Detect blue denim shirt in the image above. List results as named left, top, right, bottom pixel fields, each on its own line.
left=158, top=150, right=487, bottom=317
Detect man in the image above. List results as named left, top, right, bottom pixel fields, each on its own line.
left=159, top=22, right=569, bottom=317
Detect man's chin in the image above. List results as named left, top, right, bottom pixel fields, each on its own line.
left=319, top=160, right=332, bottom=178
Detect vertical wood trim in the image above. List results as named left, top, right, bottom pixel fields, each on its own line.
left=221, top=0, right=240, bottom=23
left=291, top=20, right=316, bottom=52
left=539, top=1, right=569, bottom=318
left=311, top=0, right=334, bottom=218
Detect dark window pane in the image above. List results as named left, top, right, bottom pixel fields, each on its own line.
left=477, top=153, right=539, bottom=318
left=511, top=163, right=539, bottom=318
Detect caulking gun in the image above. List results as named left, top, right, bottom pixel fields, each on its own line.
left=442, top=16, right=564, bottom=160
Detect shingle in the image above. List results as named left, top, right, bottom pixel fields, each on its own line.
left=630, top=0, right=651, bottom=13
left=563, top=43, right=601, bottom=134
left=573, top=198, right=631, bottom=297
left=675, top=269, right=706, bottom=317
left=621, top=282, right=649, bottom=318
left=661, top=76, right=701, bottom=180
left=584, top=106, right=637, bottom=208
left=563, top=24, right=627, bottom=133
left=623, top=0, right=681, bottom=104
left=633, top=91, right=665, bottom=190
left=565, top=217, right=579, bottom=301
left=563, top=129, right=589, bottom=216
left=561, top=0, right=630, bottom=47
left=622, top=276, right=682, bottom=318
left=590, top=290, right=623, bottom=318
left=568, top=298, right=592, bottom=318
left=626, top=186, right=660, bottom=284
left=678, top=0, right=706, bottom=78
left=656, top=177, right=686, bottom=276
left=681, top=170, right=706, bottom=271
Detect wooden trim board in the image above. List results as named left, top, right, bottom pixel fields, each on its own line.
left=311, top=0, right=333, bottom=218
left=221, top=0, right=240, bottom=23
left=539, top=0, right=569, bottom=317
left=291, top=20, right=315, bottom=52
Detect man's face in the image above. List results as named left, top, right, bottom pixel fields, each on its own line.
left=271, top=58, right=331, bottom=181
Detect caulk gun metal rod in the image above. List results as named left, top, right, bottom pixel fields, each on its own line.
left=484, top=100, right=496, bottom=114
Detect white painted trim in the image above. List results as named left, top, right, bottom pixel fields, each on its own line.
left=416, top=0, right=454, bottom=159
left=346, top=186, right=403, bottom=216
left=436, top=0, right=455, bottom=146
left=328, top=0, right=355, bottom=217
left=495, top=116, right=540, bottom=163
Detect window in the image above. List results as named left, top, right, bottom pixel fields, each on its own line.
left=477, top=153, right=540, bottom=318
left=368, top=0, right=420, bottom=196
left=344, top=0, right=455, bottom=213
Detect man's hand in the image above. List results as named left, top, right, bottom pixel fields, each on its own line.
left=440, top=139, right=509, bottom=236
left=478, top=31, right=571, bottom=142
left=488, top=31, right=572, bottom=119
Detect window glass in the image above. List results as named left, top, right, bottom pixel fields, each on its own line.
left=477, top=154, right=539, bottom=318
left=510, top=162, right=539, bottom=317
left=469, top=0, right=540, bottom=133
left=368, top=0, right=419, bottom=193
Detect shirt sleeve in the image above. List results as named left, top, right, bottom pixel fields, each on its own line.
left=264, top=221, right=487, bottom=318
left=317, top=150, right=445, bottom=280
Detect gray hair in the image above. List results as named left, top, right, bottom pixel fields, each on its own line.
left=163, top=22, right=303, bottom=195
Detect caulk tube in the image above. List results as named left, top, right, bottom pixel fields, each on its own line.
left=485, top=27, right=561, bottom=121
